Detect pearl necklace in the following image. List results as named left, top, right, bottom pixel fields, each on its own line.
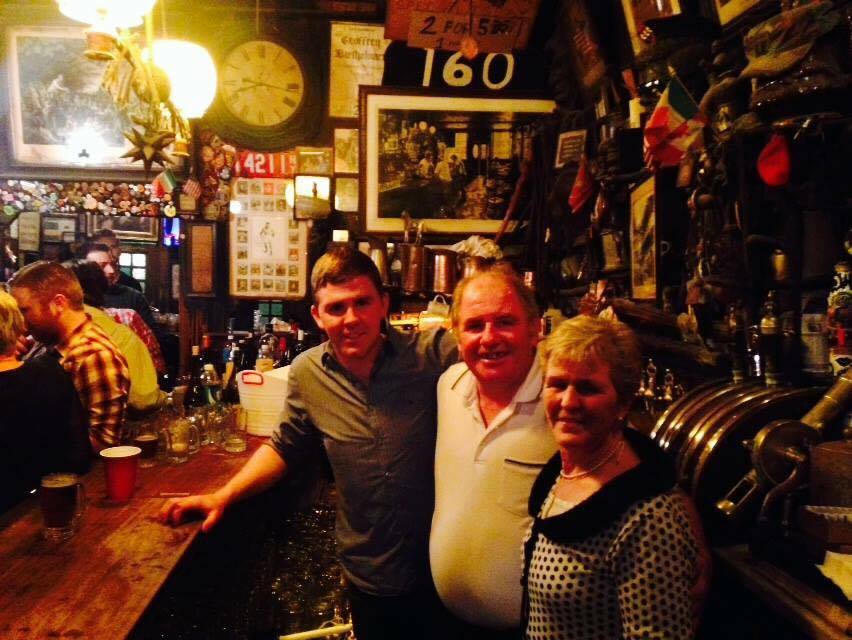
left=559, top=436, right=625, bottom=480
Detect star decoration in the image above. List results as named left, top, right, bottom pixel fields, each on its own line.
left=121, top=127, right=177, bottom=175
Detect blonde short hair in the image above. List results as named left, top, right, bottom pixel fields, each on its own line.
left=450, top=261, right=538, bottom=329
left=0, top=289, right=25, bottom=355
left=540, top=314, right=641, bottom=407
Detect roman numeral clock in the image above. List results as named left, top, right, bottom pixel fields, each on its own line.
left=206, top=35, right=321, bottom=151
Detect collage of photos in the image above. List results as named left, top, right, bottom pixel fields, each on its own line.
left=229, top=177, right=308, bottom=299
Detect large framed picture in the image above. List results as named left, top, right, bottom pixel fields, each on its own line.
left=360, top=86, right=556, bottom=234
left=5, top=26, right=139, bottom=170
left=621, top=0, right=681, bottom=56
left=89, top=214, right=159, bottom=243
left=712, top=0, right=765, bottom=27
left=629, top=176, right=657, bottom=301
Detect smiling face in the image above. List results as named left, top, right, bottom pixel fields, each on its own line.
left=455, top=274, right=539, bottom=394
left=543, top=355, right=626, bottom=455
left=311, top=275, right=389, bottom=369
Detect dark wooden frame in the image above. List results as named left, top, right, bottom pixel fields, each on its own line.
left=629, top=175, right=658, bottom=301
left=359, top=85, right=556, bottom=234
left=182, top=221, right=217, bottom=298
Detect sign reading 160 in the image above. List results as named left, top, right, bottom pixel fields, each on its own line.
left=421, top=49, right=515, bottom=90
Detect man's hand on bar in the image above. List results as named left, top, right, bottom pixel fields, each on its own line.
left=159, top=493, right=228, bottom=532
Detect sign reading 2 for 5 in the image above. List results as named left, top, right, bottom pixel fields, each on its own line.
left=385, top=0, right=541, bottom=52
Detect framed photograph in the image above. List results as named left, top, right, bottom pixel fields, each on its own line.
left=294, top=176, right=331, bottom=220
left=90, top=214, right=159, bottom=243
left=361, top=86, right=556, bottom=234
left=5, top=26, right=138, bottom=170
left=182, top=221, right=217, bottom=298
left=334, top=128, right=360, bottom=174
left=554, top=130, right=587, bottom=169
left=42, top=215, right=77, bottom=242
left=712, top=0, right=765, bottom=26
left=629, top=176, right=657, bottom=301
left=621, top=0, right=681, bottom=56
left=229, top=176, right=308, bottom=299
left=296, top=147, right=333, bottom=175
left=335, top=177, right=359, bottom=212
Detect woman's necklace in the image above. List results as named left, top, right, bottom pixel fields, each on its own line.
left=559, top=436, right=625, bottom=480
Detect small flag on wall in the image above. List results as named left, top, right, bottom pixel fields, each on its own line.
left=569, top=154, right=595, bottom=214
left=643, top=77, right=707, bottom=168
left=182, top=178, right=202, bottom=199
left=151, top=169, right=178, bottom=197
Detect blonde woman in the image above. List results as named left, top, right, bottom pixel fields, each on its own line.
left=522, top=314, right=700, bottom=639
left=0, top=289, right=89, bottom=512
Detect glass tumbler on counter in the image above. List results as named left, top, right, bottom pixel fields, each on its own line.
left=222, top=404, right=248, bottom=453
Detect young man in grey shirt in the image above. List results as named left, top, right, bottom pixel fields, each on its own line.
left=160, top=246, right=457, bottom=639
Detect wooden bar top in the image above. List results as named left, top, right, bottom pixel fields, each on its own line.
left=715, top=544, right=852, bottom=640
left=0, top=439, right=263, bottom=640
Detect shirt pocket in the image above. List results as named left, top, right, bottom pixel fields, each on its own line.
left=498, top=457, right=546, bottom=517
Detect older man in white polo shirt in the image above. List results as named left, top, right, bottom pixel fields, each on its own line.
left=430, top=263, right=555, bottom=638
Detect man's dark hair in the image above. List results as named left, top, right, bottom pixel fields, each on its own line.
left=78, top=242, right=114, bottom=259
left=66, top=260, right=108, bottom=308
left=310, top=246, right=384, bottom=302
left=91, top=229, right=118, bottom=243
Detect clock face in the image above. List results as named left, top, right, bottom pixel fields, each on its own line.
left=219, top=40, right=305, bottom=128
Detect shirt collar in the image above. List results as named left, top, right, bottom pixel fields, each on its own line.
left=60, top=313, right=93, bottom=349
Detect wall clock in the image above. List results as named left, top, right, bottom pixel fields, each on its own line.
left=206, top=36, right=321, bottom=151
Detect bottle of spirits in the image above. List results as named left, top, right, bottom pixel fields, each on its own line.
left=760, top=291, right=782, bottom=386
left=184, top=345, right=208, bottom=411
left=726, top=302, right=747, bottom=383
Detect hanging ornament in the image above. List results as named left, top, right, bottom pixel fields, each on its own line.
left=121, top=127, right=176, bottom=175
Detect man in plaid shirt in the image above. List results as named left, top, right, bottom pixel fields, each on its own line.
left=10, top=261, right=130, bottom=451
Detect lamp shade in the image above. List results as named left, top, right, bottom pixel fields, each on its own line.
left=58, top=0, right=157, bottom=28
left=145, top=39, right=217, bottom=119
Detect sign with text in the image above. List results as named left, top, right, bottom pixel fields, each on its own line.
left=385, top=0, right=540, bottom=52
left=329, top=22, right=390, bottom=119
left=233, top=151, right=297, bottom=179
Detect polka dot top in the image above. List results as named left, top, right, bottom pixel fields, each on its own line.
left=522, top=429, right=699, bottom=640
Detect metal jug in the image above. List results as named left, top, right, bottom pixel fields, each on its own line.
left=367, top=238, right=390, bottom=286
left=430, top=249, right=457, bottom=294
left=398, top=243, right=426, bottom=293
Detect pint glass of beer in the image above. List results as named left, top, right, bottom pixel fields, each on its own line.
left=39, top=473, right=85, bottom=540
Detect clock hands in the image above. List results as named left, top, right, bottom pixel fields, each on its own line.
left=240, top=78, right=301, bottom=93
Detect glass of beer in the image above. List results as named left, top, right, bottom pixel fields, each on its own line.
left=132, top=422, right=160, bottom=468
left=39, top=473, right=86, bottom=541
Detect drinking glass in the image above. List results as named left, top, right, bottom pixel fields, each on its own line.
left=40, top=473, right=86, bottom=540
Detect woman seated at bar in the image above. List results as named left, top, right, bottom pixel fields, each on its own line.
left=0, top=289, right=90, bottom=513
left=522, top=314, right=699, bottom=640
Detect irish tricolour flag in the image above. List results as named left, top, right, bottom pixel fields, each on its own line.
left=643, top=77, right=707, bottom=168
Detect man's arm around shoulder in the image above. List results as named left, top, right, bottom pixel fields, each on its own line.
left=159, top=443, right=288, bottom=532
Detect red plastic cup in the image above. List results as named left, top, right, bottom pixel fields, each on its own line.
left=100, top=446, right=141, bottom=503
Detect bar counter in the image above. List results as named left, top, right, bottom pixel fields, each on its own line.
left=0, top=439, right=261, bottom=640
